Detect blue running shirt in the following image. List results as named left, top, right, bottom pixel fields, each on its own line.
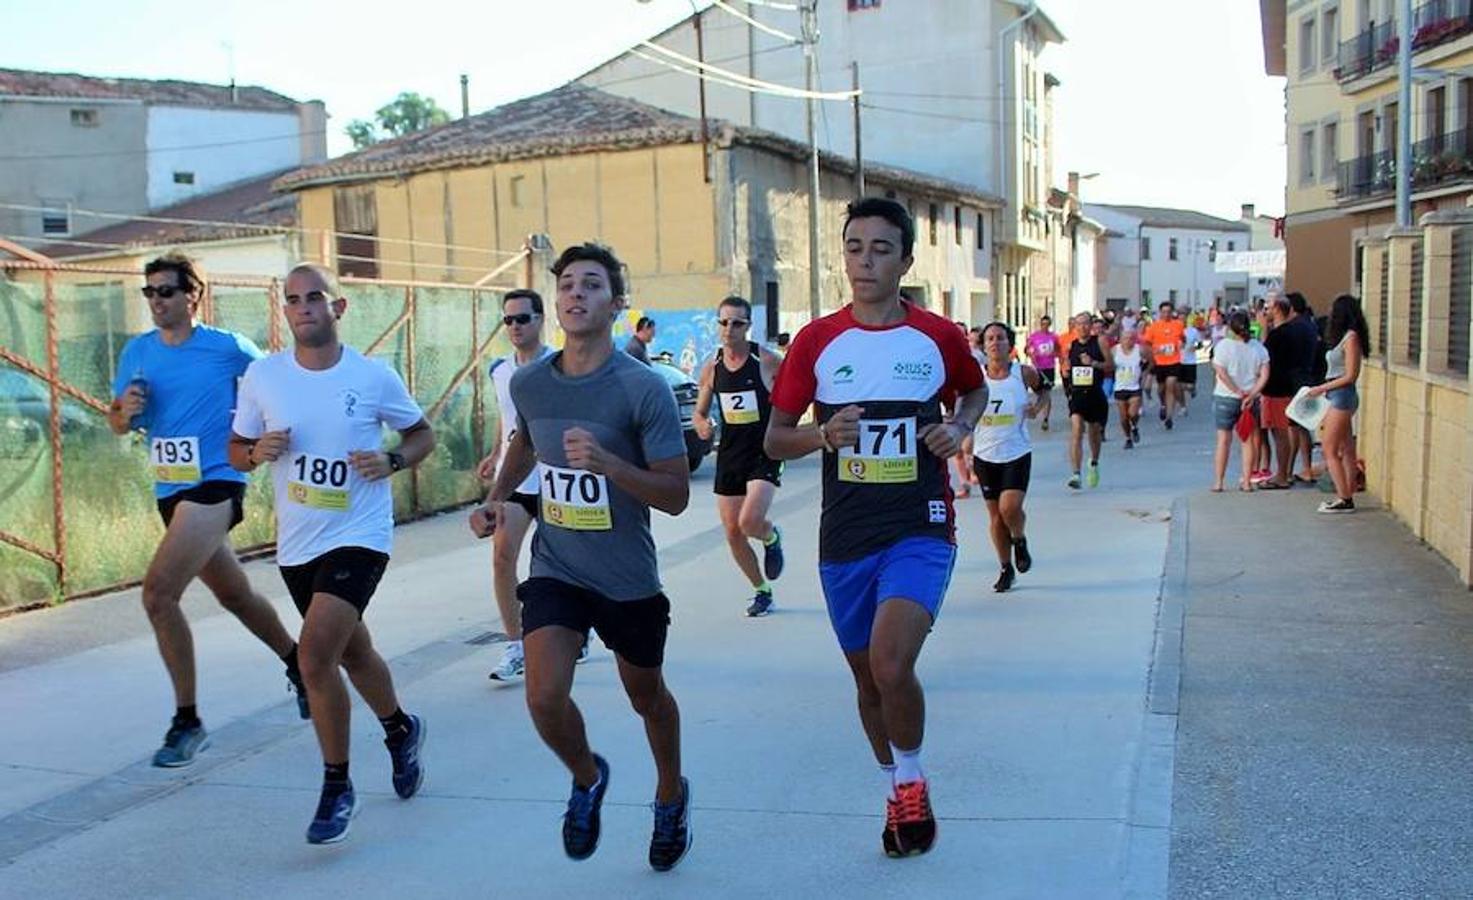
left=112, top=325, right=264, bottom=498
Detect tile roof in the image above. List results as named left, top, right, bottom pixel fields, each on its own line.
left=1085, top=203, right=1251, bottom=232
left=0, top=68, right=301, bottom=112
left=41, top=169, right=298, bottom=258
left=274, top=85, right=1004, bottom=209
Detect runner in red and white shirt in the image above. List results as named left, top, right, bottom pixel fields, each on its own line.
left=764, top=198, right=987, bottom=859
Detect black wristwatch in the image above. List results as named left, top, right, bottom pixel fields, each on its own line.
left=387, top=451, right=406, bottom=473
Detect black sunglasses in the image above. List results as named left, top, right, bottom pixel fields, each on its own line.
left=717, top=318, right=750, bottom=328
left=141, top=285, right=189, bottom=299
left=503, top=313, right=537, bottom=326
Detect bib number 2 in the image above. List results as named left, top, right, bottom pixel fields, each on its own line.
left=837, top=417, right=917, bottom=484
left=288, top=454, right=350, bottom=511
left=151, top=436, right=201, bottom=483
left=540, top=464, right=612, bottom=530
left=719, top=390, right=760, bottom=425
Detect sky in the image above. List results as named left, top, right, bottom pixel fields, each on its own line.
left=3, top=0, right=1287, bottom=220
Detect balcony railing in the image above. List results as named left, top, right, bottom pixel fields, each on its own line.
left=1335, top=129, right=1473, bottom=200
left=1333, top=0, right=1473, bottom=84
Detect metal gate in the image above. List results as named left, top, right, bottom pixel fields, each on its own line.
left=1409, top=240, right=1424, bottom=366
left=1452, top=226, right=1473, bottom=376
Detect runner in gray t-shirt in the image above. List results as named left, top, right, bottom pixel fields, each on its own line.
left=469, top=242, right=693, bottom=872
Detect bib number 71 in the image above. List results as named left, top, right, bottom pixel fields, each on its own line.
left=837, top=416, right=917, bottom=483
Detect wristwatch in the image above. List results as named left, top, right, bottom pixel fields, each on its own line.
left=387, top=451, right=406, bottom=472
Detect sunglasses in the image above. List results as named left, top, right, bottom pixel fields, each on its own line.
left=502, top=313, right=538, bottom=326
left=141, top=285, right=189, bottom=299
left=717, top=318, right=750, bottom=328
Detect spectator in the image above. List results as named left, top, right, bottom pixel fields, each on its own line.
left=625, top=315, right=656, bottom=364
left=1306, top=295, right=1370, bottom=513
left=1286, top=292, right=1320, bottom=482
left=1210, top=311, right=1269, bottom=492
left=1257, top=296, right=1297, bottom=489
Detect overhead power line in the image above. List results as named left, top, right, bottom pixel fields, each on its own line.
left=635, top=40, right=860, bottom=101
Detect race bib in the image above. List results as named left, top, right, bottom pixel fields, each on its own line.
left=1116, top=365, right=1139, bottom=386
left=540, top=464, right=612, bottom=531
left=837, top=416, right=917, bottom=484
left=719, top=390, right=760, bottom=425
left=979, top=397, right=1018, bottom=428
left=1036, top=342, right=1055, bottom=357
left=151, top=436, right=201, bottom=483
left=1072, top=366, right=1095, bottom=386
left=1157, top=343, right=1176, bottom=356
left=288, top=453, right=351, bottom=511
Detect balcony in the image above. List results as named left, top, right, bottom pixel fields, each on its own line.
left=1335, top=130, right=1473, bottom=202
left=1333, top=0, right=1473, bottom=85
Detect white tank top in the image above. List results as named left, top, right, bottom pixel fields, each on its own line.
left=1112, top=345, right=1143, bottom=392
left=973, top=362, right=1032, bottom=463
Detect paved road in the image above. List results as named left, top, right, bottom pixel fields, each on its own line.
left=1, top=389, right=1216, bottom=898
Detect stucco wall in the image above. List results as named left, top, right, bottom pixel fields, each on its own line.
left=145, top=107, right=304, bottom=208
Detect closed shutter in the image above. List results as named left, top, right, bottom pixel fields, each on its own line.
left=1409, top=241, right=1424, bottom=365
left=1378, top=246, right=1389, bottom=358
left=1451, top=226, right=1472, bottom=376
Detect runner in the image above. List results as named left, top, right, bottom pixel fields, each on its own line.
left=1065, top=312, right=1112, bottom=489
left=972, top=322, right=1042, bottom=593
left=230, top=263, right=432, bottom=844
left=107, top=252, right=306, bottom=769
left=1023, top=315, right=1059, bottom=431
left=692, top=295, right=786, bottom=617
left=469, top=242, right=693, bottom=871
left=1178, top=312, right=1203, bottom=413
left=765, top=198, right=987, bottom=858
left=1112, top=327, right=1145, bottom=449
left=1143, top=301, right=1185, bottom=429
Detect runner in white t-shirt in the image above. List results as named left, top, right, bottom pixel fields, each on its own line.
left=476, top=290, right=556, bottom=682
left=230, top=263, right=436, bottom=845
left=1111, top=329, right=1145, bottom=449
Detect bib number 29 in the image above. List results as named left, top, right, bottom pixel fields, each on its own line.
left=288, top=454, right=350, bottom=511
left=540, top=464, right=612, bottom=531
left=837, top=417, right=917, bottom=484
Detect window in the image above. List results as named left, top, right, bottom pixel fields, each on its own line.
left=976, top=212, right=986, bottom=250
left=1141, top=236, right=1151, bottom=260
left=40, top=199, right=70, bottom=236
left=69, top=108, right=98, bottom=127
left=848, top=0, right=880, bottom=8
left=953, top=206, right=963, bottom=246
left=928, top=203, right=939, bottom=245
left=1427, top=86, right=1447, bottom=150
left=172, top=171, right=195, bottom=185
left=765, top=281, right=780, bottom=339
left=1169, top=238, right=1179, bottom=261
left=1300, top=15, right=1317, bottom=74
left=1170, top=289, right=1179, bottom=303
left=1142, top=289, right=1152, bottom=305
left=1321, top=6, right=1339, bottom=69
left=1299, top=128, right=1317, bottom=184
left=333, top=186, right=379, bottom=278
left=1209, top=241, right=1218, bottom=263
left=509, top=175, right=525, bottom=208
left=1321, top=121, right=1338, bottom=183
left=1228, top=240, right=1236, bottom=251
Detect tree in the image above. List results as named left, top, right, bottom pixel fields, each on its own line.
left=346, top=92, right=452, bottom=150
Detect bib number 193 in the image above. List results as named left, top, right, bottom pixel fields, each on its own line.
left=288, top=454, right=350, bottom=511
left=151, top=436, right=201, bottom=484
left=540, top=464, right=612, bottom=531
left=837, top=417, right=917, bottom=484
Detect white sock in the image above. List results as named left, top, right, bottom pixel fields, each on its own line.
left=505, top=639, right=523, bottom=656
left=891, top=743, right=924, bottom=785
left=879, top=763, right=896, bottom=793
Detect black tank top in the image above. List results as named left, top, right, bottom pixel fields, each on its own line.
left=1068, top=335, right=1107, bottom=395
left=712, top=342, right=770, bottom=460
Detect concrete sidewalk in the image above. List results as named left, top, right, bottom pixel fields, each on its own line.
left=1168, top=480, right=1473, bottom=897
left=1, top=390, right=1213, bottom=898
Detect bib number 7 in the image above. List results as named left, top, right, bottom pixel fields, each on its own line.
left=837, top=416, right=917, bottom=483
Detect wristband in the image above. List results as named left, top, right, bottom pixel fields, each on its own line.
left=818, top=421, right=835, bottom=452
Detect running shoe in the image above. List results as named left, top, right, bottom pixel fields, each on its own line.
left=306, top=782, right=357, bottom=845
left=489, top=643, right=525, bottom=682
left=385, top=714, right=426, bottom=799
left=1125, top=438, right=1134, bottom=450
left=763, top=526, right=785, bottom=581
left=1087, top=462, right=1100, bottom=489
left=1317, top=498, right=1356, bottom=514
left=1159, top=406, right=1167, bottom=421
left=885, top=780, right=937, bottom=858
left=152, top=721, right=209, bottom=768
left=1067, top=472, right=1082, bottom=490
left=1040, top=419, right=1049, bottom=432
left=649, top=777, right=693, bottom=872
left=1012, top=538, right=1032, bottom=574
left=1164, top=418, right=1174, bottom=431
left=746, top=590, right=774, bottom=617
left=564, top=754, right=610, bottom=860
left=993, top=564, right=1015, bottom=593
left=882, top=793, right=902, bottom=857
left=287, top=666, right=311, bottom=720
left=1133, top=424, right=1142, bottom=444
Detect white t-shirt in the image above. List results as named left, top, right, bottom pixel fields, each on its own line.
left=1211, top=338, right=1269, bottom=399
left=233, top=346, right=425, bottom=566
left=1112, top=344, right=1143, bottom=392
left=490, top=345, right=553, bottom=495
left=1182, top=326, right=1202, bottom=365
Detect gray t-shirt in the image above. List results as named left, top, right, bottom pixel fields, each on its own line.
left=511, top=348, right=686, bottom=600
left=625, top=335, right=650, bottom=364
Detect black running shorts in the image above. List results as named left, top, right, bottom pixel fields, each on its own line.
left=508, top=490, right=539, bottom=520
left=713, top=452, right=783, bottom=497
left=519, top=576, right=671, bottom=668
left=972, top=453, right=1032, bottom=501
left=1068, top=389, right=1110, bottom=426
left=279, top=546, right=390, bottom=619
left=157, top=480, right=246, bottom=530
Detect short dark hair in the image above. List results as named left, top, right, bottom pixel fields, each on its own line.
left=636, top=316, right=656, bottom=332
left=145, top=252, right=207, bottom=295
left=502, top=288, right=543, bottom=315
left=843, top=197, right=915, bottom=258
left=1158, top=301, right=1173, bottom=311
left=719, top=295, right=752, bottom=319
left=551, top=242, right=626, bottom=299
left=285, top=262, right=339, bottom=296
left=981, top=320, right=1015, bottom=348
left=1287, top=291, right=1311, bottom=315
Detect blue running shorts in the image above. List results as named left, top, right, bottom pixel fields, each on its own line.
left=818, top=536, right=957, bottom=653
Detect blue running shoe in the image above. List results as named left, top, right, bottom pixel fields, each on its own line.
left=151, top=721, right=209, bottom=768
left=762, top=526, right=785, bottom=581
left=649, top=777, right=692, bottom=872
left=385, top=714, right=426, bottom=799
left=563, top=754, right=610, bottom=860
left=746, top=591, right=774, bottom=618
left=306, top=782, right=357, bottom=844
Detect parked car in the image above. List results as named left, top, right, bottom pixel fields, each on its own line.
left=649, top=357, right=713, bottom=473
left=0, top=371, right=93, bottom=455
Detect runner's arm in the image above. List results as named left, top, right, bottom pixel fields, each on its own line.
left=485, top=427, right=536, bottom=504
left=106, top=390, right=143, bottom=435
left=692, top=357, right=716, bottom=440
left=765, top=408, right=826, bottom=460
left=758, top=347, right=784, bottom=390
left=602, top=453, right=690, bottom=516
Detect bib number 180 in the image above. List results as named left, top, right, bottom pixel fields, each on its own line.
left=288, top=454, right=350, bottom=511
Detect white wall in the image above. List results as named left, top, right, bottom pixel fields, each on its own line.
left=1138, top=226, right=1250, bottom=310
left=1071, top=228, right=1098, bottom=315
left=145, top=107, right=302, bottom=208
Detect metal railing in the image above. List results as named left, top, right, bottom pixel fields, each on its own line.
left=1334, top=3, right=1473, bottom=83
left=1335, top=130, right=1473, bottom=200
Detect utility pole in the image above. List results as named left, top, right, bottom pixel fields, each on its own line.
left=460, top=74, right=469, bottom=119
left=852, top=61, right=864, bottom=198
left=1396, top=0, right=1412, bottom=226
left=694, top=8, right=711, bottom=183
left=803, top=0, right=822, bottom=320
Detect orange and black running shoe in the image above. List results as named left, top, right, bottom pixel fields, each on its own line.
left=884, top=780, right=937, bottom=857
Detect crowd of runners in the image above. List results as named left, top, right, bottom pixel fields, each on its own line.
left=107, top=197, right=1356, bottom=866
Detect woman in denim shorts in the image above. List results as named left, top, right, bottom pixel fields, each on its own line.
left=1209, top=311, right=1269, bottom=492
left=1307, top=294, right=1370, bottom=514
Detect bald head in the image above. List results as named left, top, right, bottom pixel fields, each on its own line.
left=286, top=262, right=341, bottom=297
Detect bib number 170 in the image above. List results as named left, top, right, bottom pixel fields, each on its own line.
left=540, top=464, right=612, bottom=530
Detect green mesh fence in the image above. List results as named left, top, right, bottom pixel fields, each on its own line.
left=0, top=271, right=506, bottom=610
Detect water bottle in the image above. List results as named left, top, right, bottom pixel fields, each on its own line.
left=126, top=369, right=148, bottom=427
